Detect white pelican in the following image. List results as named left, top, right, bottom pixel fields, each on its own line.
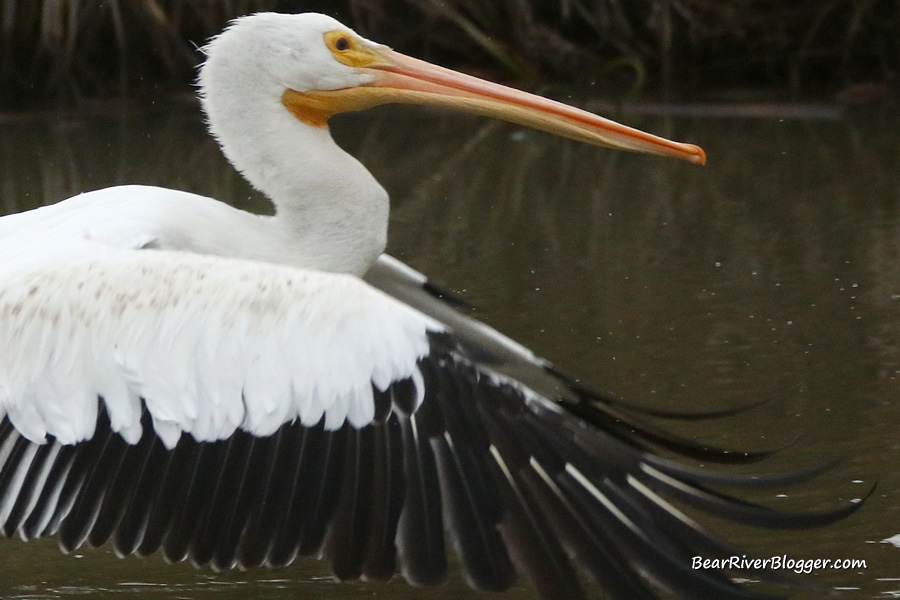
left=0, top=12, right=859, bottom=600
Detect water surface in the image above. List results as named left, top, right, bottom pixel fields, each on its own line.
left=0, top=100, right=898, bottom=599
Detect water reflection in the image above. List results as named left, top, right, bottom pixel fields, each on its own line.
left=0, top=100, right=898, bottom=599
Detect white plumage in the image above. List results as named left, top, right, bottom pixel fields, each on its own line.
left=0, top=11, right=859, bottom=600
left=0, top=182, right=437, bottom=447
left=0, top=247, right=436, bottom=447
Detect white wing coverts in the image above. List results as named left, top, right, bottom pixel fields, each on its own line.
left=0, top=248, right=438, bottom=448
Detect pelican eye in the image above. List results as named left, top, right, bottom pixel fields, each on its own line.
left=325, top=30, right=355, bottom=53
left=323, top=30, right=382, bottom=67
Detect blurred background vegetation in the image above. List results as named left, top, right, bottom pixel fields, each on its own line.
left=1, top=0, right=898, bottom=109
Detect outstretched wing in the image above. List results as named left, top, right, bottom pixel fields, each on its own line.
left=0, top=249, right=859, bottom=600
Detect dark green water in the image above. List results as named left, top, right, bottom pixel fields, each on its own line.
left=0, top=100, right=898, bottom=599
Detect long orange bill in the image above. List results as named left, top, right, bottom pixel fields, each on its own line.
left=283, top=37, right=706, bottom=165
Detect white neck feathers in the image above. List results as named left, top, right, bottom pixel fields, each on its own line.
left=197, top=16, right=389, bottom=275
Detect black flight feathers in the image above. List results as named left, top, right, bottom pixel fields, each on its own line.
left=0, top=329, right=866, bottom=600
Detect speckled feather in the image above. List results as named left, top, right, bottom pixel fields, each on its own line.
left=0, top=246, right=438, bottom=447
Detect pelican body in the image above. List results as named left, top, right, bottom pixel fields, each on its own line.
left=0, top=12, right=854, bottom=600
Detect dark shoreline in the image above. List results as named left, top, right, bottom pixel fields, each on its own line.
left=1, top=0, right=897, bottom=109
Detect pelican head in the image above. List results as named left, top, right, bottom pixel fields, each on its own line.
left=197, top=12, right=705, bottom=275
left=203, top=12, right=705, bottom=163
